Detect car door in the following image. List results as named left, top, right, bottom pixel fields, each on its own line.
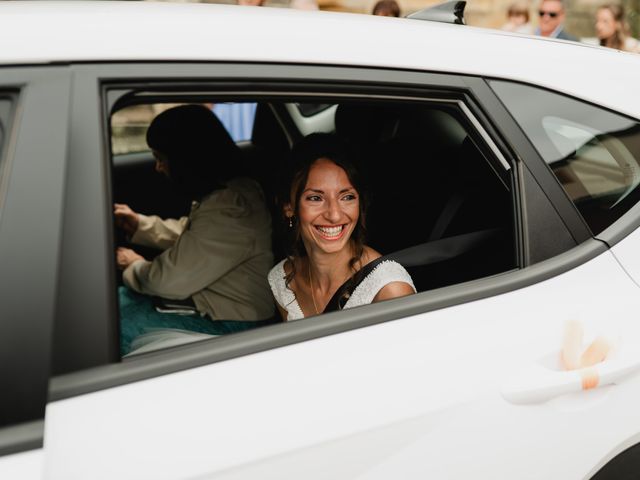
left=44, top=63, right=640, bottom=480
left=44, top=250, right=640, bottom=480
left=0, top=67, right=71, bottom=479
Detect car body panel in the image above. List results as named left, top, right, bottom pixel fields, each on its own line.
left=0, top=450, right=43, bottom=480
left=43, top=250, right=640, bottom=479
left=610, top=226, right=640, bottom=287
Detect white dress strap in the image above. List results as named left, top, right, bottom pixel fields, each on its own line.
left=268, top=259, right=304, bottom=321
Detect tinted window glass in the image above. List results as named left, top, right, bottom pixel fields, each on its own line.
left=491, top=80, right=640, bottom=234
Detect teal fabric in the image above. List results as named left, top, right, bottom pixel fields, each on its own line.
left=118, top=286, right=275, bottom=356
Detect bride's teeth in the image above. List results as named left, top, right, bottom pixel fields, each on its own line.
left=317, top=225, right=343, bottom=237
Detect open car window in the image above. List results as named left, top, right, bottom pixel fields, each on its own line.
left=109, top=92, right=517, bottom=358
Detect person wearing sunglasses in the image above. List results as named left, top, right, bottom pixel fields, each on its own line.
left=534, top=0, right=578, bottom=41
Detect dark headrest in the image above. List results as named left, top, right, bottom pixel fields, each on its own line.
left=334, top=103, right=395, bottom=145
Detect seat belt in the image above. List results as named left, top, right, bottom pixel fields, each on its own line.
left=323, top=228, right=501, bottom=313
left=428, top=190, right=465, bottom=241
left=323, top=256, right=387, bottom=313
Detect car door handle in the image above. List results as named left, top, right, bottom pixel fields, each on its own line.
left=501, top=354, right=640, bottom=405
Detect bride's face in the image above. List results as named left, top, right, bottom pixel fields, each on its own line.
left=296, top=158, right=360, bottom=256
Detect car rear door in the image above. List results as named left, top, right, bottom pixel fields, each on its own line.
left=0, top=66, right=71, bottom=479
left=44, top=247, right=640, bottom=480
left=43, top=63, right=640, bottom=480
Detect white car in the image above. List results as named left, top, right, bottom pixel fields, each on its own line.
left=2, top=1, right=640, bottom=479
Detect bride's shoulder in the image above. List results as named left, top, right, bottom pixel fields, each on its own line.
left=361, top=246, right=382, bottom=266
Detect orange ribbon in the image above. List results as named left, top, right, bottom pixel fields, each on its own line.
left=561, top=320, right=611, bottom=391
left=580, top=367, right=599, bottom=390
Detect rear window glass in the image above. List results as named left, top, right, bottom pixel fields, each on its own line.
left=491, top=80, right=640, bottom=234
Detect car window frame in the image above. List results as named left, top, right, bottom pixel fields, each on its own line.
left=0, top=93, right=18, bottom=214
left=0, top=66, right=71, bottom=457
left=52, top=62, right=592, bottom=403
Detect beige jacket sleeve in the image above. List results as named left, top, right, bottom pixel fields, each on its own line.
left=123, top=188, right=255, bottom=299
left=130, top=214, right=189, bottom=251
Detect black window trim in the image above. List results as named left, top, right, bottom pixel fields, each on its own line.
left=0, top=66, right=72, bottom=457
left=0, top=421, right=44, bottom=457
left=0, top=90, right=20, bottom=216
left=0, top=85, right=32, bottom=458
left=462, top=76, right=593, bottom=246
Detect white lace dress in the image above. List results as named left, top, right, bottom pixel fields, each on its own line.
left=268, top=259, right=416, bottom=321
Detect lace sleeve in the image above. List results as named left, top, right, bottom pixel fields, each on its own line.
left=344, top=260, right=415, bottom=309
left=268, top=259, right=304, bottom=321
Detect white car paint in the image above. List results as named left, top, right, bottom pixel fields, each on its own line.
left=0, top=2, right=639, bottom=119
left=43, top=251, right=640, bottom=479
left=0, top=450, right=43, bottom=479
left=611, top=225, right=640, bottom=288
left=1, top=2, right=640, bottom=479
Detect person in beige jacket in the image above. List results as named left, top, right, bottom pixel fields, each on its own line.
left=115, top=104, right=275, bottom=355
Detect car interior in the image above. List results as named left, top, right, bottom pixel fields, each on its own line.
left=110, top=95, right=517, bottom=356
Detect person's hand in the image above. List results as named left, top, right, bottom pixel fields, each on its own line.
left=116, top=247, right=144, bottom=270
left=114, top=203, right=139, bottom=236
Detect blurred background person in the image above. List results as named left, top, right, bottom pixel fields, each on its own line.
left=372, top=0, right=401, bottom=17
left=535, top=0, right=578, bottom=40
left=238, top=0, right=319, bottom=9
left=595, top=4, right=640, bottom=52
left=501, top=1, right=534, bottom=33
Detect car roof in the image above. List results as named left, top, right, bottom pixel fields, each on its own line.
left=3, top=1, right=638, bottom=118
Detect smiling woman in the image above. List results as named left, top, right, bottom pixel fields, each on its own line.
left=268, top=132, right=416, bottom=321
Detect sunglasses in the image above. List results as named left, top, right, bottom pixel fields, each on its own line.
left=538, top=10, right=559, bottom=17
